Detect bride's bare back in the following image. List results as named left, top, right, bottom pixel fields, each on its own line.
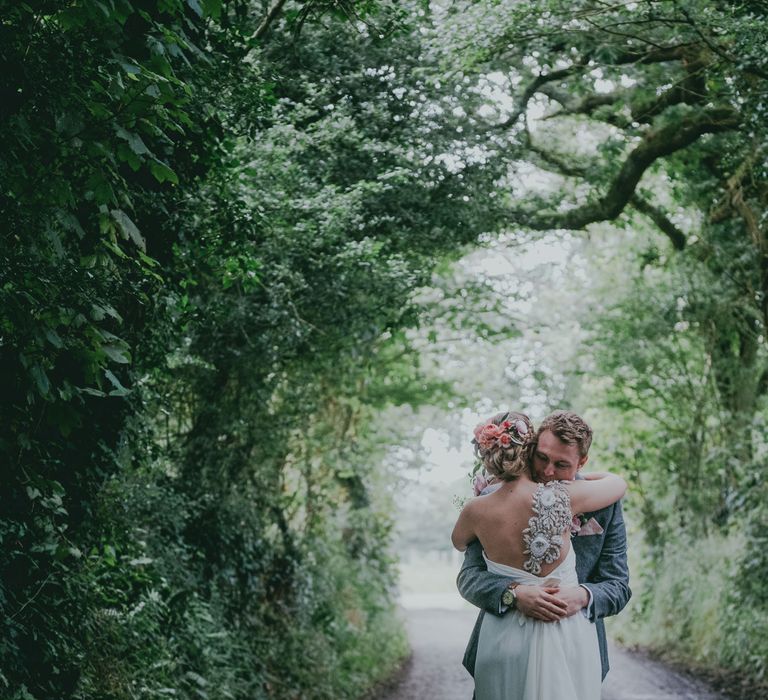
left=472, top=477, right=572, bottom=577
left=451, top=471, right=626, bottom=577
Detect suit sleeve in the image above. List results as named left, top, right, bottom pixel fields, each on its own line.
left=456, top=539, right=515, bottom=616
left=581, top=499, right=631, bottom=622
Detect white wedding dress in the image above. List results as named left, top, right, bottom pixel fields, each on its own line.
left=474, top=484, right=602, bottom=700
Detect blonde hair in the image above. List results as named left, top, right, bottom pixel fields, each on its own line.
left=473, top=411, right=534, bottom=482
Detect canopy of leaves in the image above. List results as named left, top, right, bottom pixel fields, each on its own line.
left=3, top=0, right=768, bottom=695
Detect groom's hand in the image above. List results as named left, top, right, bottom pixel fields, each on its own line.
left=515, top=586, right=568, bottom=622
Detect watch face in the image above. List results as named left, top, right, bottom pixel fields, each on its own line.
left=502, top=589, right=515, bottom=605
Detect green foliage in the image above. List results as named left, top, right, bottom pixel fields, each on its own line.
left=613, top=527, right=768, bottom=685
left=578, top=216, right=768, bottom=683
left=4, top=0, right=768, bottom=694
left=0, top=0, right=505, bottom=697
left=612, top=531, right=741, bottom=663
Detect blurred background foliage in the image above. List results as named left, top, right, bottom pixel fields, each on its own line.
left=1, top=0, right=767, bottom=697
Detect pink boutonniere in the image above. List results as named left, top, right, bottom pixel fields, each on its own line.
left=571, top=514, right=604, bottom=537
left=570, top=514, right=587, bottom=536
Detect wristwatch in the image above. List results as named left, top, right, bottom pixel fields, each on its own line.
left=502, top=582, right=519, bottom=609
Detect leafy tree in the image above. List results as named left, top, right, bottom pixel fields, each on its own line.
left=0, top=0, right=511, bottom=696
left=434, top=0, right=768, bottom=441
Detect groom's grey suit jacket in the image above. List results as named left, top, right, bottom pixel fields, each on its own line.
left=458, top=498, right=630, bottom=681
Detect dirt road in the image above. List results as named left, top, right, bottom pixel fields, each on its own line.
left=375, top=608, right=730, bottom=700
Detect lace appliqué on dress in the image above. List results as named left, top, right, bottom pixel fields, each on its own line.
left=522, top=481, right=572, bottom=575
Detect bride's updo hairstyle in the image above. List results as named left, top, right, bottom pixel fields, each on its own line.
left=472, top=411, right=534, bottom=482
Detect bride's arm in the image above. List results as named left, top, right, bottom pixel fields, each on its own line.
left=451, top=500, right=478, bottom=551
left=567, top=472, right=627, bottom=514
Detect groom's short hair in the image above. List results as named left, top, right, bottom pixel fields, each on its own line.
left=537, top=411, right=593, bottom=457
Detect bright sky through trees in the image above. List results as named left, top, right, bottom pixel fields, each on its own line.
left=416, top=237, right=574, bottom=486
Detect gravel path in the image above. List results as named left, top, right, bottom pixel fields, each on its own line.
left=375, top=608, right=730, bottom=700
left=375, top=608, right=477, bottom=700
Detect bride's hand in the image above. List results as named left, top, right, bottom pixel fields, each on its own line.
left=555, top=585, right=590, bottom=616
left=514, top=585, right=568, bottom=622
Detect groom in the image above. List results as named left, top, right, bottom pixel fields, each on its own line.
left=458, top=410, right=631, bottom=685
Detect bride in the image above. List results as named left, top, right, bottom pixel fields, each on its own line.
left=451, top=411, right=627, bottom=700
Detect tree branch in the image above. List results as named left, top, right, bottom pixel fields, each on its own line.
left=723, top=155, right=764, bottom=252
left=538, top=85, right=633, bottom=127
left=495, top=42, right=712, bottom=133
left=541, top=50, right=710, bottom=126
left=522, top=128, right=590, bottom=177
left=630, top=193, right=687, bottom=250
left=674, top=1, right=768, bottom=80
left=250, top=0, right=290, bottom=42
left=496, top=65, right=584, bottom=130
left=610, top=43, right=697, bottom=66
left=508, top=106, right=740, bottom=230
left=539, top=85, right=623, bottom=115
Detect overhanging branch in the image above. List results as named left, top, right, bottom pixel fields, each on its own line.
left=541, top=52, right=710, bottom=126
left=496, top=65, right=584, bottom=131
left=508, top=106, right=740, bottom=231
left=539, top=85, right=623, bottom=115
left=609, top=43, right=696, bottom=65
left=522, top=128, right=590, bottom=178
left=250, top=0, right=289, bottom=41
left=630, top=194, right=687, bottom=250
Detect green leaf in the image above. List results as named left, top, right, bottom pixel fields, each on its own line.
left=129, top=556, right=154, bottom=566
left=45, top=329, right=64, bottom=348
left=187, top=0, right=203, bottom=17
left=116, top=142, right=142, bottom=171
left=102, top=344, right=132, bottom=364
left=104, top=369, right=130, bottom=396
left=202, top=0, right=222, bottom=18
left=86, top=173, right=116, bottom=206
left=138, top=251, right=160, bottom=268
left=111, top=209, right=146, bottom=251
left=30, top=365, right=50, bottom=397
left=56, top=211, right=86, bottom=238
left=115, top=126, right=150, bottom=156
left=119, top=60, right=142, bottom=79
left=91, top=303, right=123, bottom=323
left=102, top=240, right=129, bottom=259
left=150, top=159, right=179, bottom=184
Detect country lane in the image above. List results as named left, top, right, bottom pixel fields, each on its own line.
left=374, top=608, right=731, bottom=700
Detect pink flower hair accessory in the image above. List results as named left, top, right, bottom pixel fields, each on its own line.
left=472, top=472, right=489, bottom=496
left=472, top=413, right=530, bottom=452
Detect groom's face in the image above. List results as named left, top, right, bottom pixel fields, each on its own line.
left=532, top=430, right=588, bottom=482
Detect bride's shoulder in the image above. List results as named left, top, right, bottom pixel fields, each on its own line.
left=467, top=485, right=502, bottom=507
left=461, top=493, right=487, bottom=512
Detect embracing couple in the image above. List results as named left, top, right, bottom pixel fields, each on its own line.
left=452, top=410, right=631, bottom=699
